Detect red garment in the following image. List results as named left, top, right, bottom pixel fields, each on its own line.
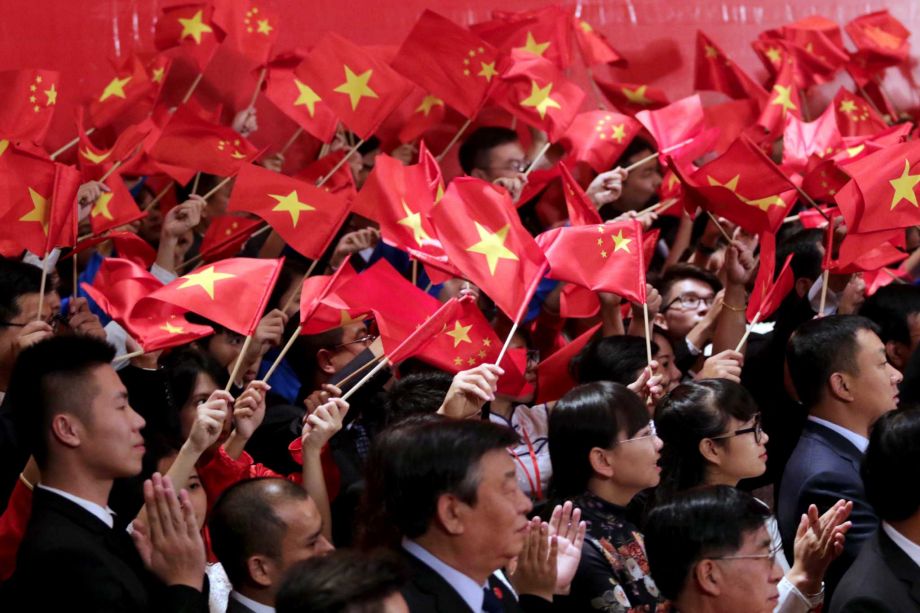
left=0, top=479, right=33, bottom=581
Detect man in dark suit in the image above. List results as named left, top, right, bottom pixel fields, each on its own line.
left=831, top=407, right=920, bottom=612
left=780, top=315, right=902, bottom=600
left=4, top=336, right=208, bottom=611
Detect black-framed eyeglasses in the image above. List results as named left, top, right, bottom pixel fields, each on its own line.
left=709, top=542, right=783, bottom=565
left=332, top=333, right=377, bottom=350
left=710, top=413, right=764, bottom=445
left=0, top=312, right=67, bottom=333
left=663, top=293, right=715, bottom=312
left=621, top=420, right=658, bottom=444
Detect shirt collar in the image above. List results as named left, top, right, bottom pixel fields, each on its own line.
left=807, top=416, right=869, bottom=453
left=403, top=539, right=485, bottom=612
left=230, top=591, right=275, bottom=613
left=37, top=484, right=115, bottom=529
left=882, top=523, right=920, bottom=570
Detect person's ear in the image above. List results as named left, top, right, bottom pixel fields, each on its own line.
left=588, top=446, right=615, bottom=479
left=829, top=371, right=855, bottom=402
left=50, top=413, right=81, bottom=449
left=694, top=559, right=722, bottom=596
left=885, top=340, right=909, bottom=371
left=794, top=277, right=812, bottom=299
left=435, top=493, right=466, bottom=536
left=470, top=168, right=488, bottom=180
left=246, top=555, right=276, bottom=588
left=653, top=312, right=668, bottom=330
left=698, top=437, right=723, bottom=467
left=316, top=348, right=336, bottom=375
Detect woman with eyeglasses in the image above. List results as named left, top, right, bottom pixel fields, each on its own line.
left=545, top=381, right=666, bottom=612
left=651, top=379, right=851, bottom=613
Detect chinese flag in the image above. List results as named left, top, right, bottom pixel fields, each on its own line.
left=383, top=297, right=461, bottom=366
left=149, top=104, right=261, bottom=179
left=572, top=16, right=625, bottom=67
left=781, top=103, right=844, bottom=172
left=265, top=62, right=338, bottom=143
left=0, top=69, right=60, bottom=146
left=559, top=164, right=602, bottom=226
left=199, top=215, right=263, bottom=262
left=292, top=150, right=358, bottom=202
left=756, top=57, right=801, bottom=136
left=746, top=232, right=794, bottom=322
left=83, top=258, right=213, bottom=352
left=832, top=88, right=888, bottom=137
left=843, top=140, right=920, bottom=233
left=472, top=5, right=573, bottom=70
left=694, top=31, right=767, bottom=103
left=144, top=257, right=283, bottom=336
left=89, top=173, right=146, bottom=236
left=536, top=322, right=600, bottom=404
left=593, top=77, right=668, bottom=116
left=428, top=177, right=548, bottom=320
left=87, top=55, right=156, bottom=129
left=559, top=110, right=641, bottom=173
left=155, top=3, right=222, bottom=73
left=536, top=220, right=647, bottom=304
left=391, top=10, right=500, bottom=118
left=801, top=160, right=849, bottom=203
left=226, top=163, right=350, bottom=260
left=491, top=51, right=585, bottom=142
left=846, top=11, right=910, bottom=82
left=211, top=0, right=278, bottom=67
left=296, top=33, right=414, bottom=140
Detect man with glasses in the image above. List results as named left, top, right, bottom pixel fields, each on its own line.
left=645, top=485, right=783, bottom=613
left=459, top=126, right=530, bottom=204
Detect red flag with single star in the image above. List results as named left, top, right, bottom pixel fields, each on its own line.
left=593, top=77, right=668, bottom=116
left=293, top=151, right=357, bottom=201
left=559, top=110, right=641, bottom=173
left=144, top=257, right=283, bottom=336
left=87, top=55, right=156, bottom=129
left=227, top=163, right=350, bottom=260
left=199, top=215, right=263, bottom=262
left=473, top=5, right=573, bottom=70
left=572, top=15, right=625, bottom=66
left=70, top=231, right=156, bottom=269
left=155, top=3, right=222, bottom=73
left=832, top=88, right=888, bottom=137
left=491, top=51, right=585, bottom=142
left=0, top=69, right=59, bottom=146
left=536, top=220, right=646, bottom=304
left=296, top=33, right=414, bottom=140
left=782, top=104, right=844, bottom=172
left=391, top=10, right=500, bottom=118
left=559, top=164, right=602, bottom=226
left=212, top=0, right=278, bottom=67
left=756, top=58, right=801, bottom=136
left=89, top=173, right=146, bottom=236
left=428, top=177, right=548, bottom=320
left=297, top=258, right=363, bottom=334
left=846, top=10, right=910, bottom=79
left=843, top=140, right=920, bottom=233
left=265, top=62, right=338, bottom=142
left=695, top=31, right=767, bottom=103
left=394, top=90, right=448, bottom=145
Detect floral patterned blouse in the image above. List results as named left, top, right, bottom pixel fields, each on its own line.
left=553, top=491, right=670, bottom=612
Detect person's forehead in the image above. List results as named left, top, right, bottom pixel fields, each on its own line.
left=855, top=328, right=885, bottom=355
left=669, top=278, right=715, bottom=297
left=488, top=141, right=525, bottom=161
left=280, top=497, right=322, bottom=533
left=738, top=525, right=771, bottom=551
left=341, top=321, right=368, bottom=339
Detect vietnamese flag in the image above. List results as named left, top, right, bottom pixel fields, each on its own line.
left=428, top=177, right=548, bottom=320
left=0, top=69, right=60, bottom=146
left=155, top=3, right=222, bottom=73
left=87, top=55, right=156, bottom=130
left=572, top=16, right=625, bottom=67
left=211, top=0, right=278, bottom=67
left=694, top=31, right=767, bottom=103
left=227, top=163, right=350, bottom=260
left=296, top=33, right=414, bottom=141
left=843, top=140, right=920, bottom=233
left=491, top=51, right=585, bottom=142
left=199, top=215, right=263, bottom=262
left=89, top=173, right=146, bottom=236
left=559, top=164, right=602, bottom=226
left=537, top=219, right=646, bottom=304
left=559, top=110, right=641, bottom=173
left=593, top=77, right=668, bottom=116
left=391, top=10, right=500, bottom=118
left=143, top=257, right=283, bottom=336
left=832, top=88, right=888, bottom=137
left=265, top=62, right=338, bottom=143
left=472, top=5, right=573, bottom=70
left=70, top=231, right=157, bottom=269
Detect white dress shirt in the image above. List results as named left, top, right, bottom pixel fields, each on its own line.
left=882, top=522, right=920, bottom=569
left=37, top=484, right=115, bottom=529
left=230, top=591, right=275, bottom=613
left=403, top=538, right=486, bottom=612
left=807, top=416, right=869, bottom=453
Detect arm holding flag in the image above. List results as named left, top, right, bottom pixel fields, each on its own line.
left=713, top=228, right=757, bottom=353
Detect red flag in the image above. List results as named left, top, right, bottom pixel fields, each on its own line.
left=144, top=257, right=283, bottom=336
left=0, top=69, right=60, bottom=145
left=832, top=88, right=888, bottom=137
left=781, top=103, right=844, bottom=172
left=392, top=90, right=448, bottom=145
left=473, top=5, right=573, bottom=70
left=296, top=33, right=414, bottom=140
left=198, top=215, right=262, bottom=262
left=842, top=140, right=920, bottom=233
left=694, top=31, right=767, bottom=103
left=155, top=3, right=222, bottom=73
left=70, top=231, right=156, bottom=269
left=801, top=160, right=849, bottom=203
left=593, top=77, right=668, bottom=116
left=537, top=220, right=647, bottom=304
left=702, top=99, right=760, bottom=156
left=428, top=177, right=548, bottom=320
left=536, top=322, right=601, bottom=403
left=211, top=0, right=278, bottom=67
left=572, top=16, right=625, bottom=67
left=87, top=55, right=156, bottom=129
left=293, top=151, right=357, bottom=201
left=756, top=58, right=801, bottom=136
left=845, top=10, right=910, bottom=78
left=391, top=10, right=500, bottom=118
left=635, top=94, right=715, bottom=164
left=226, top=163, right=350, bottom=260
left=89, top=173, right=146, bottom=236
left=491, top=51, right=585, bottom=142
left=747, top=232, right=794, bottom=322
left=559, top=110, right=641, bottom=173
left=298, top=259, right=362, bottom=334
left=264, top=62, right=338, bottom=143
left=559, top=164, right=602, bottom=226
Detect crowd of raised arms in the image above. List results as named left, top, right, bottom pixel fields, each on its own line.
left=0, top=2, right=918, bottom=612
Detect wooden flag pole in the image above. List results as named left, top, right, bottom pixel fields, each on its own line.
left=735, top=310, right=760, bottom=352
left=522, top=142, right=552, bottom=180
left=248, top=68, right=267, bottom=109
left=50, top=128, right=95, bottom=160
left=201, top=175, right=234, bottom=200
left=113, top=349, right=146, bottom=363
left=411, top=259, right=418, bottom=286
left=261, top=326, right=302, bottom=383
left=98, top=158, right=125, bottom=183
left=622, top=138, right=696, bottom=173
left=279, top=127, right=304, bottom=156
left=191, top=172, right=202, bottom=196
left=317, top=139, right=363, bottom=187
left=818, top=269, right=830, bottom=317
left=495, top=319, right=521, bottom=367
left=643, top=302, right=654, bottom=366
left=35, top=253, right=49, bottom=322
left=225, top=335, right=254, bottom=392
left=143, top=182, right=175, bottom=212
left=436, top=118, right=473, bottom=162
left=341, top=357, right=390, bottom=401
left=72, top=250, right=79, bottom=298
left=280, top=258, right=322, bottom=313
left=182, top=73, right=204, bottom=104
left=336, top=354, right=385, bottom=389
left=705, top=211, right=734, bottom=244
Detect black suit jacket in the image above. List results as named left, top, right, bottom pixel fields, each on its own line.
left=830, top=529, right=920, bottom=613
left=3, top=487, right=206, bottom=612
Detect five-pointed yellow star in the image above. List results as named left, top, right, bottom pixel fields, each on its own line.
left=293, top=78, right=321, bottom=116
left=520, top=80, right=562, bottom=119
left=178, top=9, right=213, bottom=44
left=19, top=187, right=49, bottom=234
left=704, top=45, right=719, bottom=59
left=99, top=76, right=132, bottom=102
left=415, top=95, right=444, bottom=117
left=0, top=139, right=8, bottom=158
left=397, top=201, right=432, bottom=246
left=764, top=46, right=782, bottom=64
left=518, top=31, right=550, bottom=56
left=611, top=230, right=632, bottom=252
left=152, top=67, right=165, bottom=83
left=579, top=20, right=593, bottom=33
left=43, top=83, right=57, bottom=105
left=745, top=195, right=787, bottom=212
left=610, top=123, right=626, bottom=143
left=160, top=321, right=185, bottom=334
left=889, top=159, right=920, bottom=210
left=177, top=266, right=236, bottom=299
left=770, top=84, right=796, bottom=114
left=445, top=321, right=473, bottom=347
left=256, top=18, right=272, bottom=35
left=80, top=147, right=111, bottom=164
left=269, top=190, right=314, bottom=226
left=621, top=85, right=651, bottom=105
left=466, top=222, right=519, bottom=275
left=839, top=99, right=857, bottom=114
left=477, top=61, right=498, bottom=81
left=91, top=192, right=115, bottom=220
left=333, top=65, right=378, bottom=111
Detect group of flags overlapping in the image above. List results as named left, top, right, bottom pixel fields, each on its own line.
left=0, top=1, right=915, bottom=398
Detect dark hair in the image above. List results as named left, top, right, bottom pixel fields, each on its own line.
left=0, top=258, right=42, bottom=322
left=786, top=315, right=881, bottom=408
left=276, top=549, right=406, bottom=613
left=384, top=370, right=454, bottom=425
left=863, top=406, right=920, bottom=521
left=859, top=285, right=920, bottom=346
left=161, top=347, right=226, bottom=413
left=654, top=380, right=759, bottom=500
left=571, top=335, right=658, bottom=385
left=654, top=263, right=722, bottom=304
left=287, top=326, right=347, bottom=387
left=614, top=136, right=656, bottom=168
left=644, top=485, right=771, bottom=600
left=776, top=228, right=823, bottom=282
left=8, top=336, right=116, bottom=468
left=458, top=126, right=520, bottom=174
left=209, top=478, right=310, bottom=587
left=548, top=382, right=649, bottom=499
left=362, top=417, right=518, bottom=540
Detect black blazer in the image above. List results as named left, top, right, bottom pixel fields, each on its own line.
left=3, top=487, right=206, bottom=612
left=830, top=529, right=920, bottom=612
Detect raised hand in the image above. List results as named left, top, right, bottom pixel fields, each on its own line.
left=695, top=349, right=744, bottom=383
left=547, top=501, right=587, bottom=594
left=186, top=390, right=233, bottom=454
left=302, top=397, right=349, bottom=453
left=437, top=364, right=504, bottom=420
left=232, top=380, right=270, bottom=441
left=303, top=383, right=343, bottom=414
left=510, top=518, right=557, bottom=601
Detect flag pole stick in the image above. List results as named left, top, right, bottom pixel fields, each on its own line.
left=341, top=357, right=390, bottom=401
left=36, top=252, right=49, bottom=322
left=495, top=319, right=520, bottom=367
left=248, top=67, right=267, bottom=109
left=411, top=259, right=418, bottom=286
left=98, top=158, right=125, bottom=183
left=225, top=335, right=254, bottom=392
left=191, top=172, right=202, bottom=195
left=883, top=268, right=907, bottom=284
left=143, top=182, right=174, bottom=212
left=522, top=141, right=552, bottom=179
left=735, top=310, right=760, bottom=352
left=643, top=302, right=653, bottom=366
left=436, top=118, right=473, bottom=162
left=818, top=269, right=830, bottom=317
left=261, top=326, right=301, bottom=383
left=279, top=127, right=304, bottom=156
left=705, top=211, right=734, bottom=244
left=201, top=175, right=233, bottom=200
left=72, top=245, right=79, bottom=298
left=317, top=140, right=363, bottom=188
left=113, top=349, right=146, bottom=363
left=182, top=73, right=204, bottom=104
left=50, top=128, right=95, bottom=161
left=622, top=138, right=696, bottom=174
left=336, top=354, right=384, bottom=389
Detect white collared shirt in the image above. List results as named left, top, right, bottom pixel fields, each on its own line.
left=882, top=523, right=920, bottom=570
left=230, top=591, right=275, bottom=613
left=37, top=484, right=115, bottom=529
left=807, top=416, right=869, bottom=453
left=403, top=539, right=486, bottom=613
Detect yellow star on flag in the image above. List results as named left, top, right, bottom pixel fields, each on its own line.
left=178, top=9, right=213, bottom=44
left=704, top=45, right=719, bottom=59
left=745, top=195, right=787, bottom=212
left=520, top=80, right=561, bottom=119
left=80, top=147, right=111, bottom=165
left=269, top=190, right=314, bottom=226
left=152, top=67, right=165, bottom=83
left=838, top=99, right=857, bottom=114
left=466, top=222, right=519, bottom=275
left=770, top=84, right=796, bottom=114
left=177, top=266, right=235, bottom=299
left=99, top=76, right=132, bottom=102
left=43, top=83, right=57, bottom=105
left=621, top=85, right=651, bottom=105
left=889, top=159, right=920, bottom=210
left=91, top=192, right=115, bottom=220
left=579, top=21, right=593, bottom=33
left=19, top=187, right=49, bottom=234
left=333, top=66, right=378, bottom=111
left=415, top=95, right=444, bottom=117
left=256, top=19, right=272, bottom=35
left=610, top=123, right=626, bottom=143
left=445, top=321, right=473, bottom=347
left=397, top=201, right=432, bottom=246
left=0, top=140, right=8, bottom=158
left=160, top=321, right=185, bottom=334
left=764, top=47, right=782, bottom=64
left=293, top=79, right=321, bottom=116
left=518, top=31, right=550, bottom=56
left=477, top=61, right=498, bottom=82
left=482, top=338, right=492, bottom=347
left=611, top=230, right=632, bottom=252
